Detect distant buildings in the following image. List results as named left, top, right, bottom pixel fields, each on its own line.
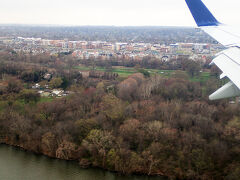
left=0, top=36, right=223, bottom=62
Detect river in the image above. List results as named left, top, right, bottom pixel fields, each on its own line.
left=0, top=145, right=164, bottom=180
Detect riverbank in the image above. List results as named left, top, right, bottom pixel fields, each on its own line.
left=0, top=144, right=164, bottom=180
left=0, top=137, right=166, bottom=178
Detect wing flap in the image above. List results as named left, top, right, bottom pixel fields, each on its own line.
left=212, top=47, right=240, bottom=89
left=220, top=73, right=226, bottom=79
left=216, top=47, right=240, bottom=65
left=209, top=81, right=240, bottom=100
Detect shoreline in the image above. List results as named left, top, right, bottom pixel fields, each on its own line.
left=0, top=142, right=166, bottom=178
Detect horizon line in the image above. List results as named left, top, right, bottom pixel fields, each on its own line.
left=0, top=23, right=195, bottom=28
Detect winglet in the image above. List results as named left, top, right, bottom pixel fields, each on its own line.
left=185, top=0, right=220, bottom=27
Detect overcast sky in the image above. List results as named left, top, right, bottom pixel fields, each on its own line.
left=1, top=0, right=240, bottom=27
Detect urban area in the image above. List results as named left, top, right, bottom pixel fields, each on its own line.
left=0, top=36, right=223, bottom=62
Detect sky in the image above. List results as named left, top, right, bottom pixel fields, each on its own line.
left=1, top=0, right=240, bottom=27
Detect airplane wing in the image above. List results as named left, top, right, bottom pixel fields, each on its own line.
left=185, top=0, right=240, bottom=100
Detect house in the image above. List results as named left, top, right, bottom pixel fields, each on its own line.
left=38, top=90, right=44, bottom=94
left=51, top=89, right=64, bottom=97
left=32, top=83, right=40, bottom=89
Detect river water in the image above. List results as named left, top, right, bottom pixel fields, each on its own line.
left=0, top=145, right=164, bottom=180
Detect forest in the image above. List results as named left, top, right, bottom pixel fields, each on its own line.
left=0, top=50, right=240, bottom=180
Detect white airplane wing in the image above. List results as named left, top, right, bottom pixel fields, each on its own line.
left=185, top=0, right=240, bottom=100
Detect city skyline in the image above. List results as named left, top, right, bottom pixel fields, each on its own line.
left=1, top=0, right=240, bottom=27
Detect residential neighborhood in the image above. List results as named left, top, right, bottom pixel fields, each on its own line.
left=0, top=36, right=224, bottom=63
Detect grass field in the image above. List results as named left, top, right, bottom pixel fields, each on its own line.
left=39, top=96, right=54, bottom=103
left=190, top=72, right=211, bottom=82
left=75, top=65, right=212, bottom=82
